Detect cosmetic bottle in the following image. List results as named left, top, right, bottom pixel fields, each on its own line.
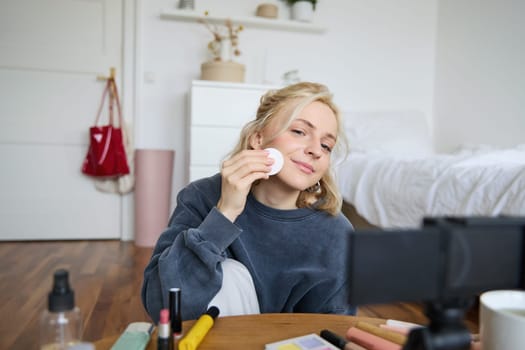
left=40, top=269, right=83, bottom=350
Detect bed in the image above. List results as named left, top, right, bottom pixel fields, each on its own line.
left=334, top=111, right=525, bottom=228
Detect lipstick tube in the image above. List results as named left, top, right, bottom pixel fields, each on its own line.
left=157, top=309, right=173, bottom=350
left=169, top=287, right=182, bottom=338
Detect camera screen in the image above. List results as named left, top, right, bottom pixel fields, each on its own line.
left=347, top=217, right=525, bottom=305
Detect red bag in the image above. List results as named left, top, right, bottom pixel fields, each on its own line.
left=81, top=78, right=130, bottom=177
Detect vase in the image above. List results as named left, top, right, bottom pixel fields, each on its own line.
left=220, top=38, right=233, bottom=62
left=201, top=61, right=245, bottom=83
left=291, top=1, right=314, bottom=22
left=256, top=3, right=278, bottom=19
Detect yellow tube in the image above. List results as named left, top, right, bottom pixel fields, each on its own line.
left=178, top=306, right=219, bottom=350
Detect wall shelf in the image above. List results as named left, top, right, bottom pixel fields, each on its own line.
left=160, top=9, right=326, bottom=34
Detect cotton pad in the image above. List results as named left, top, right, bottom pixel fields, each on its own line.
left=265, top=148, right=283, bottom=175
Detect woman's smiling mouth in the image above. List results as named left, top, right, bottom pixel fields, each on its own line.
left=293, top=160, right=314, bottom=174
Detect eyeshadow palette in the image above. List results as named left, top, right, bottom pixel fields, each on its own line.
left=265, top=333, right=339, bottom=350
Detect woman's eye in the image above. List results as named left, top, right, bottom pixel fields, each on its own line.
left=322, top=144, right=333, bottom=153
left=291, top=129, right=305, bottom=136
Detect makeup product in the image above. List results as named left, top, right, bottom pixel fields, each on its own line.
left=265, top=333, right=339, bottom=350
left=346, top=327, right=402, bottom=350
left=178, top=306, right=220, bottom=350
left=344, top=342, right=369, bottom=350
left=379, top=319, right=422, bottom=336
left=319, top=330, right=367, bottom=350
left=320, top=329, right=346, bottom=349
left=41, top=269, right=83, bottom=350
left=354, top=321, right=407, bottom=345
left=385, top=319, right=421, bottom=329
left=265, top=148, right=283, bottom=175
left=169, top=287, right=182, bottom=339
left=111, top=322, right=154, bottom=350
left=157, top=309, right=173, bottom=350
left=378, top=324, right=411, bottom=336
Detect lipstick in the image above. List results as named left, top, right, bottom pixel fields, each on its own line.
left=157, top=309, right=173, bottom=350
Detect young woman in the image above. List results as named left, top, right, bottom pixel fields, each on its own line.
left=141, top=82, right=354, bottom=322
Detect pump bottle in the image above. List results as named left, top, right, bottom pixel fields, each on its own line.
left=40, top=269, right=82, bottom=350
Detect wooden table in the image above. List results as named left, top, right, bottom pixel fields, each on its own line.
left=94, top=313, right=385, bottom=350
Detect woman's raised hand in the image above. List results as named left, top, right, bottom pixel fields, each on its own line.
left=217, top=149, right=273, bottom=222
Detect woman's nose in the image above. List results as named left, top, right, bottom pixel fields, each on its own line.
left=305, top=141, right=322, bottom=158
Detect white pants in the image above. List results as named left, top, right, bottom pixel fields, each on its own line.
left=208, top=258, right=260, bottom=316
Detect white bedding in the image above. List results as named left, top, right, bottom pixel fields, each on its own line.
left=335, top=145, right=525, bottom=228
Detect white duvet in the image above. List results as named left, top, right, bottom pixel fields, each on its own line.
left=334, top=145, right=525, bottom=228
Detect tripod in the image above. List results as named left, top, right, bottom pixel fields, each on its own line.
left=403, top=298, right=475, bottom=350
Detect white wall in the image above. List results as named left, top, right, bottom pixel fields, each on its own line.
left=433, top=0, right=525, bottom=152
left=138, top=0, right=438, bottom=204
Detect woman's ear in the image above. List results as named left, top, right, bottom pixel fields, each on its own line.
left=248, top=132, right=263, bottom=150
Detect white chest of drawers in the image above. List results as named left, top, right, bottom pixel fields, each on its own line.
left=188, top=80, right=280, bottom=182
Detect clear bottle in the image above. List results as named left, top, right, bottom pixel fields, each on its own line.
left=40, top=269, right=82, bottom=350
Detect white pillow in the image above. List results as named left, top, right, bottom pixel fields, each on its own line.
left=342, top=110, right=433, bottom=157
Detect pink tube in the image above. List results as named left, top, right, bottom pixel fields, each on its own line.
left=134, top=149, right=175, bottom=247
left=346, top=327, right=402, bottom=350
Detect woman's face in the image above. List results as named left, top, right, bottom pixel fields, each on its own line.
left=260, top=100, right=338, bottom=191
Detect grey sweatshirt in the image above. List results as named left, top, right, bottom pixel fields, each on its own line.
left=141, top=173, right=355, bottom=322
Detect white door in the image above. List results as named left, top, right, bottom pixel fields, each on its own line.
left=0, top=0, right=126, bottom=240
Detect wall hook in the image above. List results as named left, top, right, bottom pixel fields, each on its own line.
left=97, top=67, right=116, bottom=81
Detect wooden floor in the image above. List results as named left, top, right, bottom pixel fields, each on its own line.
left=0, top=240, right=479, bottom=349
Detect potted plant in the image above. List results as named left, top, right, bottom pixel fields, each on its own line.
left=285, top=0, right=317, bottom=22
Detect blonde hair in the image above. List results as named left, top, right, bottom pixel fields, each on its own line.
left=227, top=82, right=349, bottom=216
